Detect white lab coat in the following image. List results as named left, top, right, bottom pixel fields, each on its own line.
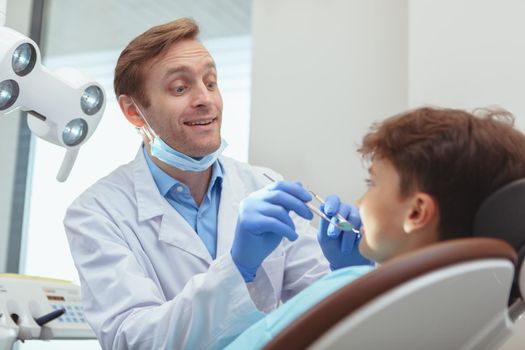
left=64, top=148, right=329, bottom=350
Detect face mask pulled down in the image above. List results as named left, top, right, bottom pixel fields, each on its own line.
left=131, top=98, right=227, bottom=172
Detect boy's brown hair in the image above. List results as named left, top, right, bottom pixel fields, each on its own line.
left=359, top=106, right=525, bottom=240
left=113, top=18, right=199, bottom=107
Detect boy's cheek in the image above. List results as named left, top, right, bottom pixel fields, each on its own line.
left=358, top=234, right=373, bottom=259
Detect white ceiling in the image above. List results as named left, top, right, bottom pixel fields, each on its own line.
left=41, top=0, right=252, bottom=56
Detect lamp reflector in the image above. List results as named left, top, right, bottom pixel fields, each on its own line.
left=80, top=85, right=104, bottom=115
left=62, top=118, right=88, bottom=146
left=12, top=43, right=37, bottom=76
left=0, top=79, right=19, bottom=111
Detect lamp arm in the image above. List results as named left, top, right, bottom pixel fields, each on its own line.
left=56, top=148, right=79, bottom=182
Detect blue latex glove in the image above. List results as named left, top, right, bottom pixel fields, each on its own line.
left=317, top=195, right=373, bottom=270
left=231, top=180, right=314, bottom=282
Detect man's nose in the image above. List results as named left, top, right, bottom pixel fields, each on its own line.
left=192, top=82, right=213, bottom=108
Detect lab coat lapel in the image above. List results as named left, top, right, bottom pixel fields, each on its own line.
left=133, top=148, right=213, bottom=263
left=158, top=202, right=212, bottom=263
left=216, top=157, right=247, bottom=257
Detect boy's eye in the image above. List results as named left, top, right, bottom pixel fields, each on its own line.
left=174, top=86, right=186, bottom=94
left=364, top=178, right=374, bottom=187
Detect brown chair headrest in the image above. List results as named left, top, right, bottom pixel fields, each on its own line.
left=264, top=237, right=516, bottom=350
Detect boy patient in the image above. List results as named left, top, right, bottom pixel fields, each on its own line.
left=224, top=106, right=525, bottom=350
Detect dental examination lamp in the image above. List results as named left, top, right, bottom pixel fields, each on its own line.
left=0, top=5, right=105, bottom=182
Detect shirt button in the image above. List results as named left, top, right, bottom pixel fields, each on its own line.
left=176, top=186, right=184, bottom=193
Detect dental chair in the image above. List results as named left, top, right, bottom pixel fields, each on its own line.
left=264, top=178, right=525, bottom=350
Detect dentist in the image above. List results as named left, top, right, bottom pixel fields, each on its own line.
left=64, top=18, right=367, bottom=350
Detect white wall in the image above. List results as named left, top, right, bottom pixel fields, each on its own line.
left=0, top=0, right=33, bottom=272
left=250, top=0, right=408, bottom=203
left=409, top=0, right=525, bottom=131
left=250, top=0, right=525, bottom=204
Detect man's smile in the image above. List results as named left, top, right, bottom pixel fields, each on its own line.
left=183, top=117, right=217, bottom=127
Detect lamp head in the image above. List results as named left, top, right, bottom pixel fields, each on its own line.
left=0, top=26, right=105, bottom=181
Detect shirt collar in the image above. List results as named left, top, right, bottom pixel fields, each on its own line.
left=143, top=145, right=223, bottom=197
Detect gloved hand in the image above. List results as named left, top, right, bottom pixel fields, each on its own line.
left=317, top=195, right=373, bottom=270
left=231, top=180, right=314, bottom=282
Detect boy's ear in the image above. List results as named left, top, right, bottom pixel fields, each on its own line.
left=118, top=95, right=145, bottom=127
left=403, top=193, right=438, bottom=234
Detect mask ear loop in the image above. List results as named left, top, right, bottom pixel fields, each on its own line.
left=130, top=97, right=156, bottom=143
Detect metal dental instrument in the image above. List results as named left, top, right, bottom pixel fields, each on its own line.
left=262, top=173, right=356, bottom=232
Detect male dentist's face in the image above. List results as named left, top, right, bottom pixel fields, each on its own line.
left=357, top=157, right=414, bottom=263
left=142, top=39, right=223, bottom=158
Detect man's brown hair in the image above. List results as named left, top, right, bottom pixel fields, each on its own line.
left=113, top=18, right=199, bottom=107
left=359, top=106, right=525, bottom=240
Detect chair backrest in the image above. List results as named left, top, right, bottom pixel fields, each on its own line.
left=474, top=177, right=525, bottom=303
left=263, top=238, right=517, bottom=350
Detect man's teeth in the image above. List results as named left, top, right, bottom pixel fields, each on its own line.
left=186, top=119, right=213, bottom=126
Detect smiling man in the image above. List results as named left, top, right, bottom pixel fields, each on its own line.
left=63, top=18, right=370, bottom=350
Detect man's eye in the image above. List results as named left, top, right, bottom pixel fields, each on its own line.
left=206, top=82, right=217, bottom=89
left=170, top=85, right=186, bottom=94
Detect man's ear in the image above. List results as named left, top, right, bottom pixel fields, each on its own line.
left=118, top=95, right=145, bottom=127
left=403, top=193, right=438, bottom=234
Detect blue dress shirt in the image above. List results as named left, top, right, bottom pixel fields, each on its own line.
left=143, top=146, right=223, bottom=259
